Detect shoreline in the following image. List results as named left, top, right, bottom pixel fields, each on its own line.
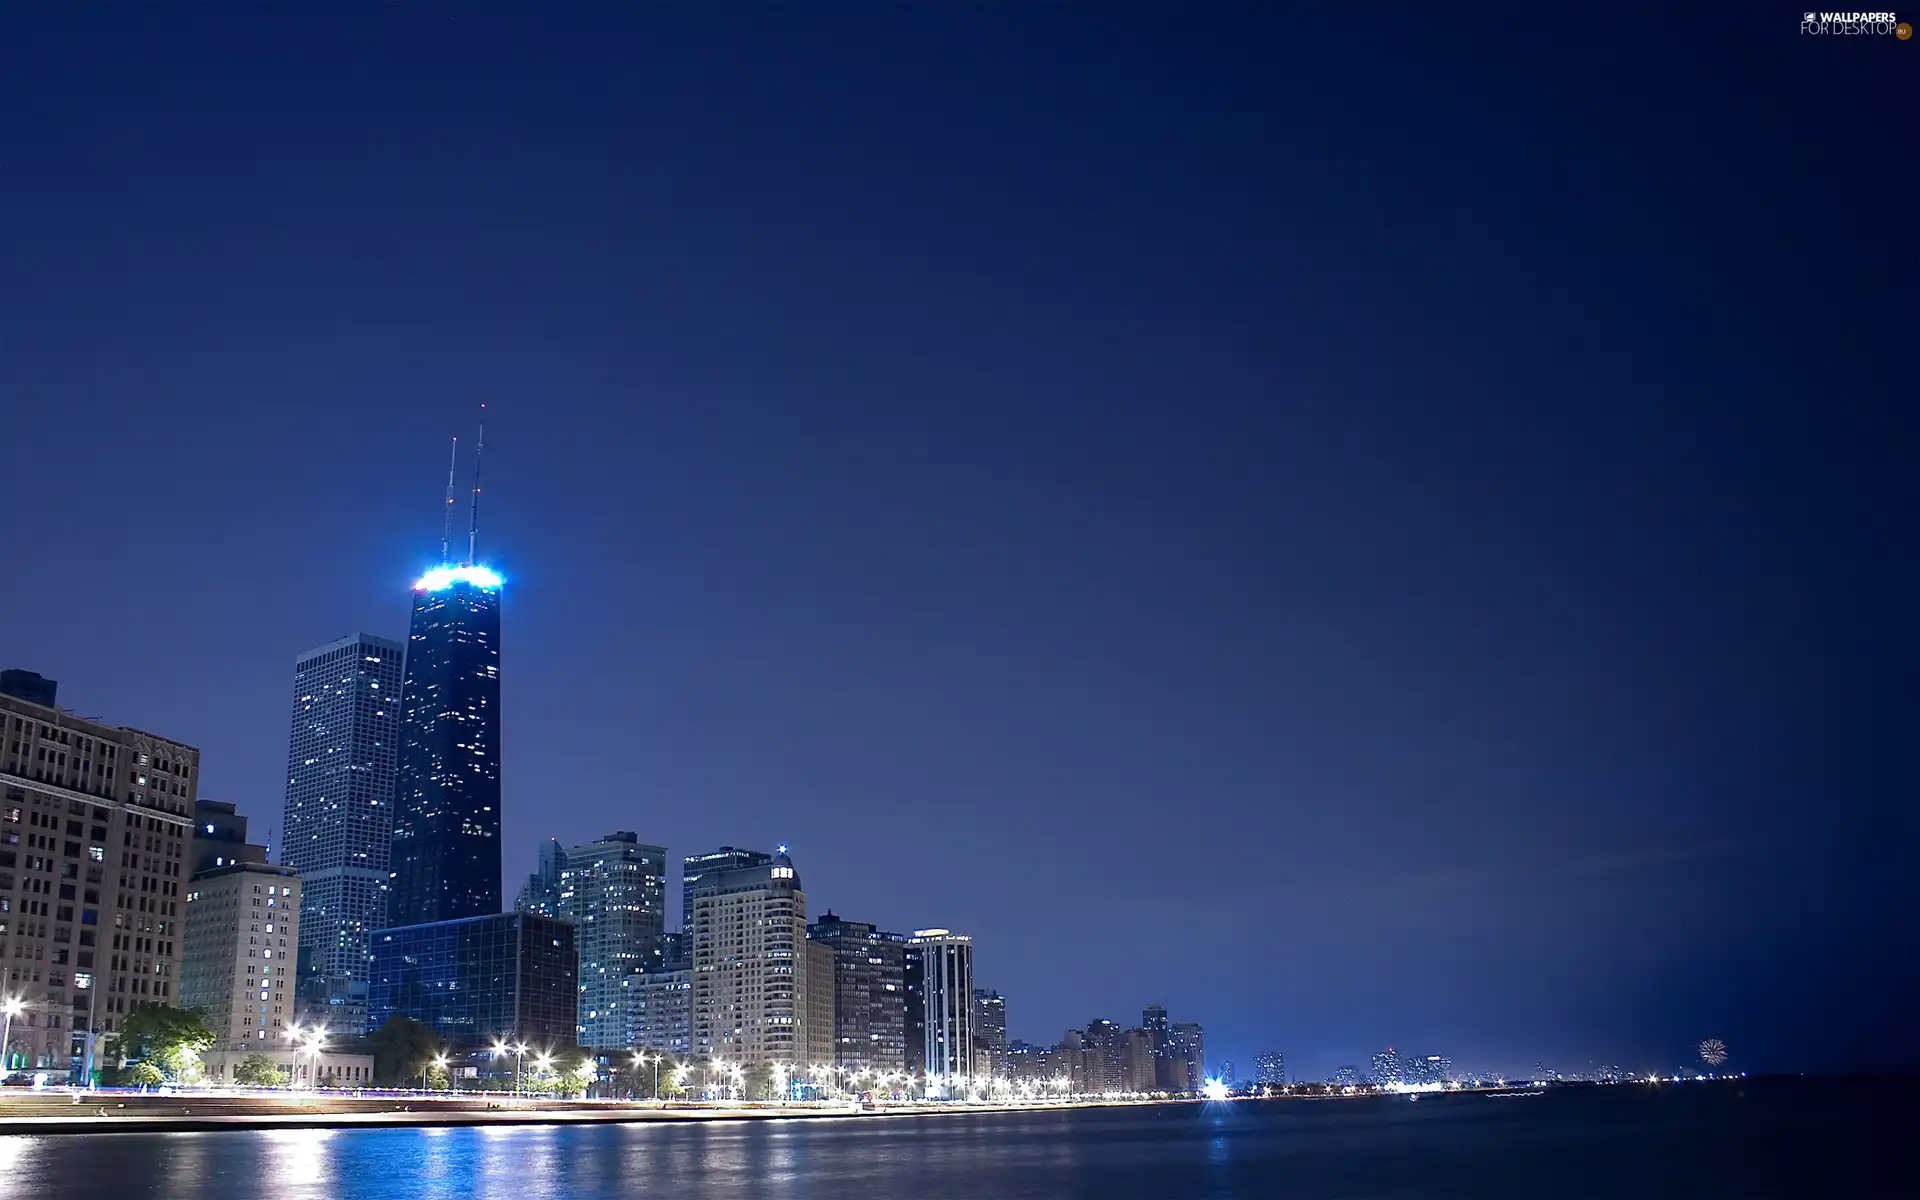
left=0, top=1094, right=1179, bottom=1137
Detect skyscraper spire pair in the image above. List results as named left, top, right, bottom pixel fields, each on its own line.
left=439, top=405, right=486, bottom=567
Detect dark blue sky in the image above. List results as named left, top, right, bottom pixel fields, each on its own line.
left=0, top=6, right=1909, bottom=1079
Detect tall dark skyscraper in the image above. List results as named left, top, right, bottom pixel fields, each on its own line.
left=808, top=911, right=908, bottom=1073
left=387, top=564, right=503, bottom=926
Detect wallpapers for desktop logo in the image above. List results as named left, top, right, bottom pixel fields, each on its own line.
left=1799, top=10, right=1911, bottom=35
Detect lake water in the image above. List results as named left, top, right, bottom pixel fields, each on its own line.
left=0, top=1078, right=1901, bottom=1198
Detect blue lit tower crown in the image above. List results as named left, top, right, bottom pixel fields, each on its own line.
left=388, top=563, right=504, bottom=925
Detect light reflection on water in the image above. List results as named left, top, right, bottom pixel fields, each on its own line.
left=0, top=1084, right=1884, bottom=1200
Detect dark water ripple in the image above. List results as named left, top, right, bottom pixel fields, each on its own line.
left=0, top=1077, right=1902, bottom=1199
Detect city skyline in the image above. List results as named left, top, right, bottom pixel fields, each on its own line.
left=0, top=5, right=1905, bottom=1083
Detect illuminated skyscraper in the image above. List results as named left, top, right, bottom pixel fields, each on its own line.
left=388, top=563, right=504, bottom=926
left=1165, top=1022, right=1205, bottom=1092
left=1372, top=1046, right=1401, bottom=1086
left=807, top=912, right=907, bottom=1073
left=904, top=929, right=974, bottom=1092
left=972, top=988, right=1006, bottom=1077
left=514, top=831, right=667, bottom=1049
left=280, top=633, right=403, bottom=1028
left=687, top=847, right=814, bottom=1070
left=1255, top=1051, right=1286, bottom=1085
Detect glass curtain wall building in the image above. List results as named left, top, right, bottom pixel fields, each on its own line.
left=515, top=831, right=666, bottom=1050
left=388, top=566, right=502, bottom=926
left=365, top=911, right=577, bottom=1046
left=280, top=633, right=403, bottom=1028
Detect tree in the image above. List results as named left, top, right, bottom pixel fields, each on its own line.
left=111, top=1004, right=216, bottom=1083
left=559, top=1058, right=597, bottom=1098
left=423, top=1062, right=450, bottom=1091
left=368, top=1015, right=445, bottom=1087
left=127, top=1061, right=165, bottom=1088
left=745, top=1063, right=777, bottom=1100
left=234, top=1054, right=289, bottom=1088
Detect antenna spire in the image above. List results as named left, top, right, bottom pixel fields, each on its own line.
left=441, top=436, right=459, bottom=565
left=466, top=405, right=485, bottom=566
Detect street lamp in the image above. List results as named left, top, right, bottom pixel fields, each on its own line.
left=491, top=1040, right=509, bottom=1094
left=306, top=1031, right=328, bottom=1088
left=1, top=996, right=23, bottom=1075
left=515, top=1042, right=529, bottom=1095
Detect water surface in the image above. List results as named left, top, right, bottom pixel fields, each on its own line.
left=0, top=1078, right=1898, bottom=1198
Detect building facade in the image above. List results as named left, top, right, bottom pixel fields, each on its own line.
left=280, top=633, right=404, bottom=1030
left=972, top=988, right=1006, bottom=1078
left=388, top=566, right=503, bottom=927
left=366, top=911, right=577, bottom=1048
left=1403, top=1053, right=1450, bottom=1085
left=1164, top=1021, right=1205, bottom=1092
left=1255, top=1051, right=1286, bottom=1086
left=515, top=831, right=667, bottom=1050
left=904, top=929, right=973, bottom=1091
left=805, top=939, right=835, bottom=1076
left=630, top=964, right=692, bottom=1058
left=1371, top=1046, right=1401, bottom=1087
left=1121, top=1027, right=1158, bottom=1092
left=806, top=911, right=906, bottom=1074
left=681, top=846, right=770, bottom=929
left=687, top=848, right=812, bottom=1071
left=181, top=859, right=301, bottom=1053
left=1, top=688, right=197, bottom=1080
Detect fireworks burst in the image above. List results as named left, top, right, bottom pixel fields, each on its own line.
left=1698, top=1039, right=1728, bottom=1067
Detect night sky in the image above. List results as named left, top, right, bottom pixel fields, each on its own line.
left=0, top=6, right=1909, bottom=1080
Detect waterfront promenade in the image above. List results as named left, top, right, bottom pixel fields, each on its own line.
left=0, top=1090, right=1157, bottom=1135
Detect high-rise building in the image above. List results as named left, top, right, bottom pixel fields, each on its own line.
left=513, top=831, right=667, bottom=1050
left=1121, top=1027, right=1158, bottom=1092
left=1, top=687, right=196, bottom=1081
left=1218, top=1059, right=1236, bottom=1087
left=515, top=838, right=567, bottom=916
left=1332, top=1064, right=1361, bottom=1087
left=687, top=847, right=813, bottom=1070
left=630, top=961, right=692, bottom=1058
left=904, top=929, right=973, bottom=1092
left=365, top=911, right=577, bottom=1047
left=681, top=846, right=771, bottom=929
left=280, top=634, right=404, bottom=1031
left=806, top=911, right=906, bottom=1073
left=805, top=939, right=835, bottom=1080
left=1371, top=1046, right=1401, bottom=1086
left=0, top=670, right=58, bottom=709
left=388, top=565, right=503, bottom=926
left=1079, top=1019, right=1125, bottom=1093
left=1403, top=1053, right=1450, bottom=1085
left=1256, top=1051, right=1286, bottom=1085
left=1165, top=1022, right=1206, bottom=1092
left=180, top=799, right=327, bottom=1079
left=191, top=800, right=262, bottom=876
left=972, top=988, right=1006, bottom=1078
